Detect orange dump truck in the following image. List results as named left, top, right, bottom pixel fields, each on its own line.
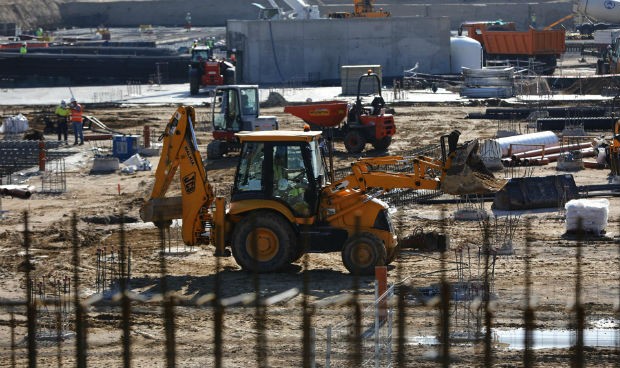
left=459, top=21, right=565, bottom=75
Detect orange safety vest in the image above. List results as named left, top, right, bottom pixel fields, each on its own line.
left=70, top=104, right=83, bottom=123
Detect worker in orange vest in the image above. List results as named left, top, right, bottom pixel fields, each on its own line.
left=69, top=97, right=84, bottom=145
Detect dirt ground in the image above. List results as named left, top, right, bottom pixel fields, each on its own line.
left=0, top=102, right=619, bottom=367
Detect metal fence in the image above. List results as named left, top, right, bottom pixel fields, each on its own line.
left=0, top=211, right=618, bottom=367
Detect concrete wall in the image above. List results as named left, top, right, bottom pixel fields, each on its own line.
left=59, top=0, right=263, bottom=27
left=59, top=1, right=573, bottom=30
left=227, top=17, right=451, bottom=85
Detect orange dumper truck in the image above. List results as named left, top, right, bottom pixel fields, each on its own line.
left=459, top=21, right=565, bottom=75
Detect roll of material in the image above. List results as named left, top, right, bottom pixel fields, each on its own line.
left=494, top=131, right=559, bottom=157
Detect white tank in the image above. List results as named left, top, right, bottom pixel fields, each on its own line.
left=494, top=131, right=559, bottom=157
left=450, top=36, right=482, bottom=74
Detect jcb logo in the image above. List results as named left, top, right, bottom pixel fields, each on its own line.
left=183, top=172, right=196, bottom=194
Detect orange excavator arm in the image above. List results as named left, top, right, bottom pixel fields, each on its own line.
left=140, top=106, right=214, bottom=246
left=329, top=131, right=506, bottom=195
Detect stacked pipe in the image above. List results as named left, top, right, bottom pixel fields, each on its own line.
left=502, top=142, right=595, bottom=167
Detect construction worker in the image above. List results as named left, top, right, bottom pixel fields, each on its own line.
left=19, top=42, right=27, bottom=54
left=185, top=12, right=192, bottom=31
left=69, top=97, right=84, bottom=145
left=55, top=100, right=70, bottom=144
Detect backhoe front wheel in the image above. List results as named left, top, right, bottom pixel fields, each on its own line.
left=344, top=130, right=366, bottom=153
left=232, top=211, right=295, bottom=272
left=341, top=232, right=386, bottom=276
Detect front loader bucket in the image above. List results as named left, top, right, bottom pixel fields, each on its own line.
left=492, top=174, right=579, bottom=211
left=440, top=139, right=507, bottom=195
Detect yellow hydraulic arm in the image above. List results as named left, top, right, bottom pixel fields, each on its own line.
left=329, top=132, right=505, bottom=195
left=141, top=106, right=215, bottom=246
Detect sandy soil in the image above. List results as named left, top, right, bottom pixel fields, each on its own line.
left=0, top=102, right=619, bottom=366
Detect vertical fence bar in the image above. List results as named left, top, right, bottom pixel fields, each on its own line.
left=523, top=218, right=535, bottom=367
left=350, top=214, right=362, bottom=367
left=395, top=216, right=406, bottom=368
left=302, top=223, right=313, bottom=368
left=483, top=221, right=494, bottom=367
left=72, top=213, right=87, bottom=368
left=24, top=211, right=37, bottom=368
left=250, top=216, right=268, bottom=368
left=325, top=326, right=332, bottom=368
left=10, top=309, right=16, bottom=368
left=572, top=218, right=584, bottom=368
left=158, top=226, right=176, bottom=368
left=439, top=208, right=450, bottom=367
left=119, top=214, right=132, bottom=368
left=213, top=240, right=223, bottom=368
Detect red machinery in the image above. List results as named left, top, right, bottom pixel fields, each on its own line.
left=189, top=45, right=235, bottom=95
left=284, top=72, right=396, bottom=153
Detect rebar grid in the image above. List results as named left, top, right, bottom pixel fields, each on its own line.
left=0, top=210, right=618, bottom=367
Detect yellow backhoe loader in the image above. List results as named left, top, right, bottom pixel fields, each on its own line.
left=141, top=106, right=505, bottom=275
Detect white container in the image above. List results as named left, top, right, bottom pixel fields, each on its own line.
left=495, top=131, right=559, bottom=157
left=565, top=198, right=609, bottom=235
left=450, top=36, right=482, bottom=74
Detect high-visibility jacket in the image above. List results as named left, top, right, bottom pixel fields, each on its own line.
left=70, top=104, right=83, bottom=123
left=55, top=106, right=70, bottom=117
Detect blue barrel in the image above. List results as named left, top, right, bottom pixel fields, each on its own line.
left=112, top=135, right=140, bottom=161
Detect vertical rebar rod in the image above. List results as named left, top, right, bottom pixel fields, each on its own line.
left=24, top=212, right=37, bottom=368
left=72, top=213, right=87, bottom=368
left=523, top=219, right=535, bottom=367
left=572, top=218, right=584, bottom=368
left=396, top=220, right=406, bottom=368
left=439, top=208, right=450, bottom=367
left=159, top=226, right=176, bottom=368
left=119, top=214, right=132, bottom=368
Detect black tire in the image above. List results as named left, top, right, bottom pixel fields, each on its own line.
left=207, top=140, right=224, bottom=159
left=343, top=130, right=366, bottom=153
left=341, top=232, right=386, bottom=275
left=189, top=68, right=200, bottom=95
left=224, top=68, right=236, bottom=85
left=231, top=211, right=295, bottom=272
left=372, top=136, right=392, bottom=152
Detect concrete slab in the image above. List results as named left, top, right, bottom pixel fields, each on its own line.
left=0, top=84, right=614, bottom=107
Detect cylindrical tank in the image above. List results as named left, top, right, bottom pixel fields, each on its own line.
left=494, top=131, right=559, bottom=157
left=450, top=36, right=482, bottom=74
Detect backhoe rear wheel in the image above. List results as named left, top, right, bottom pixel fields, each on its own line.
left=341, top=232, right=386, bottom=275
left=232, top=211, right=295, bottom=272
left=344, top=130, right=366, bottom=153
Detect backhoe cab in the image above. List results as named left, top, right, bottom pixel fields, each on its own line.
left=206, top=85, right=278, bottom=159
left=142, top=106, right=504, bottom=276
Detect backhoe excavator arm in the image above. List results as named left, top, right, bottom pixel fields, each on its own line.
left=140, top=106, right=215, bottom=246
left=329, top=131, right=506, bottom=195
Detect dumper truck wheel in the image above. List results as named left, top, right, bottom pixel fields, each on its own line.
left=207, top=140, right=224, bottom=159
left=189, top=69, right=200, bottom=95
left=344, top=130, right=366, bottom=153
left=232, top=211, right=295, bottom=272
left=372, top=136, right=392, bottom=152
left=342, top=232, right=386, bottom=276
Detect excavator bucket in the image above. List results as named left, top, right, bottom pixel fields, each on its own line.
left=440, top=139, right=507, bottom=195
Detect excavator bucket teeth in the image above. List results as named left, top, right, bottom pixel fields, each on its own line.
left=441, top=140, right=507, bottom=195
